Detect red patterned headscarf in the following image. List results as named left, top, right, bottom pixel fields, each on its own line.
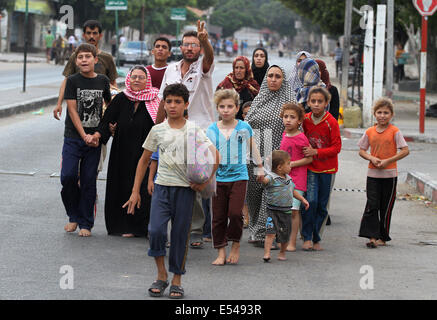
left=217, top=56, right=260, bottom=97
left=316, top=59, right=332, bottom=89
left=123, top=67, right=160, bottom=123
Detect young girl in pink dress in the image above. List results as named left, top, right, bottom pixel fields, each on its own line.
left=279, top=103, right=313, bottom=251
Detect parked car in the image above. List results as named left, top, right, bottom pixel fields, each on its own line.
left=169, top=40, right=182, bottom=62
left=118, top=41, right=150, bottom=66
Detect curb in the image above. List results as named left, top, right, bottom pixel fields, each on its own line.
left=406, top=171, right=437, bottom=203
left=342, top=127, right=437, bottom=144
left=0, top=95, right=59, bottom=118
left=0, top=78, right=125, bottom=119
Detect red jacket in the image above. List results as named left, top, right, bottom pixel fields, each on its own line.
left=302, top=112, right=341, bottom=174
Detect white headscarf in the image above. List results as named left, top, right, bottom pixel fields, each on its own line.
left=246, top=65, right=296, bottom=156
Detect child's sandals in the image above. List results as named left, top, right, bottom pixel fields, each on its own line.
left=148, top=279, right=169, bottom=297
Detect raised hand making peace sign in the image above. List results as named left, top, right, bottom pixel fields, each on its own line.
left=197, top=20, right=208, bottom=43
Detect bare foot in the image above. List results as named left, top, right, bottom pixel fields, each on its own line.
left=313, top=242, right=323, bottom=251
left=122, top=233, right=135, bottom=238
left=64, top=222, right=78, bottom=233
left=286, top=245, right=296, bottom=252
left=302, top=241, right=313, bottom=251
left=226, top=242, right=240, bottom=264
left=376, top=240, right=386, bottom=246
left=212, top=256, right=226, bottom=266
left=212, top=247, right=226, bottom=266
left=78, top=229, right=91, bottom=237
left=277, top=252, right=287, bottom=261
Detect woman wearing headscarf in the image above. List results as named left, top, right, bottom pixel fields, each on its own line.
left=216, top=56, right=260, bottom=120
left=288, top=50, right=312, bottom=92
left=251, top=48, right=269, bottom=87
left=316, top=59, right=340, bottom=121
left=295, top=58, right=325, bottom=112
left=245, top=65, right=296, bottom=247
left=92, top=65, right=159, bottom=237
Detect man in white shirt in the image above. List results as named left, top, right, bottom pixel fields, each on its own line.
left=156, top=20, right=215, bottom=248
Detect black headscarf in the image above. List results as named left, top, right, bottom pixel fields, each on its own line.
left=251, top=47, right=269, bottom=86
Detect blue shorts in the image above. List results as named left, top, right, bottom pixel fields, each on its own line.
left=292, top=189, right=304, bottom=211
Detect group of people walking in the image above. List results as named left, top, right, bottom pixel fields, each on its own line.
left=53, top=19, right=410, bottom=299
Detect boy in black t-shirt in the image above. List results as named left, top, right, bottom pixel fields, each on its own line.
left=61, top=43, right=111, bottom=237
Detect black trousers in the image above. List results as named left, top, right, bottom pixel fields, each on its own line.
left=359, top=177, right=397, bottom=242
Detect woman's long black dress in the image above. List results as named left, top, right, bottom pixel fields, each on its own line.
left=98, top=92, right=154, bottom=237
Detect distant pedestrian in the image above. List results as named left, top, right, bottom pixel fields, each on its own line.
left=301, top=87, right=341, bottom=251
left=44, top=30, right=54, bottom=63
left=395, top=43, right=407, bottom=83
left=279, top=103, right=313, bottom=252
left=358, top=98, right=409, bottom=248
left=216, top=56, right=260, bottom=119
left=333, top=42, right=343, bottom=78
left=61, top=43, right=112, bottom=237
left=259, top=150, right=309, bottom=262
left=251, top=48, right=269, bottom=87
left=207, top=89, right=263, bottom=266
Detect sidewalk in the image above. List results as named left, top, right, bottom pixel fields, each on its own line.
left=0, top=52, right=125, bottom=118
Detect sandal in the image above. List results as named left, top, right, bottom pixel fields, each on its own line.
left=190, top=241, right=204, bottom=249
left=169, top=285, right=185, bottom=299
left=148, top=279, right=169, bottom=297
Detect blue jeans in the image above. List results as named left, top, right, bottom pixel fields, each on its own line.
left=60, top=137, right=101, bottom=230
left=148, top=184, right=195, bottom=275
left=301, top=171, right=333, bottom=243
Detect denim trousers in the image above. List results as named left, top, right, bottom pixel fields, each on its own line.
left=301, top=171, right=333, bottom=243
left=60, top=137, right=101, bottom=230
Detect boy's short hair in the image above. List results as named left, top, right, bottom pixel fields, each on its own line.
left=163, top=83, right=190, bottom=103
left=308, top=86, right=332, bottom=104
left=154, top=37, right=171, bottom=50
left=280, top=102, right=305, bottom=120
left=75, top=43, right=97, bottom=58
left=214, top=89, right=240, bottom=108
left=83, top=20, right=102, bottom=33
left=271, top=150, right=290, bottom=172
left=373, top=97, right=394, bottom=114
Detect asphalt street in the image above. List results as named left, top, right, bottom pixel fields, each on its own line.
left=1, top=55, right=437, bottom=300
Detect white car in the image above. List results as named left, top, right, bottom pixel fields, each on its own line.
left=118, top=41, right=150, bottom=66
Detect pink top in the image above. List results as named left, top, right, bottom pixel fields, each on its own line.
left=280, top=132, right=310, bottom=191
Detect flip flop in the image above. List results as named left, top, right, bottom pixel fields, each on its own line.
left=190, top=241, right=204, bottom=249
left=148, top=279, right=169, bottom=297
left=169, top=285, right=185, bottom=299
left=263, top=257, right=271, bottom=263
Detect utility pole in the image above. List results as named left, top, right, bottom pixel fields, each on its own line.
left=374, top=5, right=387, bottom=102
left=385, top=0, right=394, bottom=98
left=140, top=0, right=145, bottom=64
left=341, top=0, right=353, bottom=110
left=22, top=0, right=29, bottom=93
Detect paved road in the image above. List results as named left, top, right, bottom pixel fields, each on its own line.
left=1, top=55, right=437, bottom=301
